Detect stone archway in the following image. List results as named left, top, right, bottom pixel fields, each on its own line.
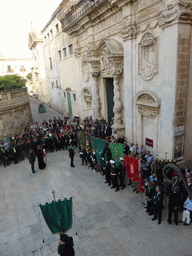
left=88, top=38, right=124, bottom=131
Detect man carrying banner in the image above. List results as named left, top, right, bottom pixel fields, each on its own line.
left=58, top=234, right=75, bottom=256
left=110, top=160, right=119, bottom=192
left=118, top=157, right=125, bottom=189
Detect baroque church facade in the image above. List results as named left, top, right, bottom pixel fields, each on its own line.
left=40, top=0, right=192, bottom=162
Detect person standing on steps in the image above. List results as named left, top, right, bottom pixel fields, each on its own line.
left=28, top=148, right=36, bottom=174
left=68, top=143, right=75, bottom=167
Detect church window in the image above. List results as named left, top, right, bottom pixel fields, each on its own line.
left=68, top=44, right=73, bottom=55
left=50, top=30, right=53, bottom=40
left=7, top=65, right=11, bottom=70
left=73, top=93, right=76, bottom=101
left=56, top=24, right=59, bottom=34
left=49, top=58, right=52, bottom=69
left=63, top=47, right=67, bottom=57
left=44, top=36, right=47, bottom=44
left=58, top=50, right=62, bottom=60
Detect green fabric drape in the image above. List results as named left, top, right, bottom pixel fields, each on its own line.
left=40, top=198, right=72, bottom=234
left=109, top=143, right=123, bottom=167
left=91, top=137, right=106, bottom=165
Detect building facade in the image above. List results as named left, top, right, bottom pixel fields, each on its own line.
left=28, top=27, right=50, bottom=103
left=41, top=7, right=79, bottom=115
left=0, top=54, right=34, bottom=79
left=54, top=0, right=192, bottom=162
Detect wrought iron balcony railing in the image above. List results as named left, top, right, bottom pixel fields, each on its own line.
left=59, top=0, right=101, bottom=31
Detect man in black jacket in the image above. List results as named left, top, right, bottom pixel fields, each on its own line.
left=68, top=143, right=75, bottom=167
left=152, top=185, right=164, bottom=224
left=167, top=186, right=180, bottom=225
left=58, top=234, right=75, bottom=256
left=28, top=148, right=36, bottom=173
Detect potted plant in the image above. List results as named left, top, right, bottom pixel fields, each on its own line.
left=38, top=103, right=46, bottom=113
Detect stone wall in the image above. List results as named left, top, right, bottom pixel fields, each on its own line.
left=174, top=25, right=191, bottom=158
left=0, top=88, right=32, bottom=140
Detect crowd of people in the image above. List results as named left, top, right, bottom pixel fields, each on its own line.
left=0, top=115, right=192, bottom=226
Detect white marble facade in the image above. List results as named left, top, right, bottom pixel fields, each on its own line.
left=40, top=0, right=192, bottom=162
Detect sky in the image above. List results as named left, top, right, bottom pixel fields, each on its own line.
left=0, top=0, right=62, bottom=58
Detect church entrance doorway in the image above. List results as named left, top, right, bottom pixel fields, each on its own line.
left=106, top=78, right=114, bottom=125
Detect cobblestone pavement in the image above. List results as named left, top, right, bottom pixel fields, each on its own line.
left=0, top=99, right=192, bottom=256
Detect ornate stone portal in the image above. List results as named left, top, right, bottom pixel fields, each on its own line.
left=87, top=39, right=124, bottom=132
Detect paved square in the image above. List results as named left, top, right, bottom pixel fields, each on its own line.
left=0, top=99, right=192, bottom=256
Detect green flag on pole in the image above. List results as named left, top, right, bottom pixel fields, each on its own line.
left=92, top=137, right=106, bottom=165
left=109, top=143, right=124, bottom=167
left=82, top=132, right=93, bottom=153
left=40, top=198, right=73, bottom=234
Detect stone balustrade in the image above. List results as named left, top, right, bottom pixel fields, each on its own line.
left=0, top=87, right=32, bottom=139
left=60, top=0, right=101, bottom=31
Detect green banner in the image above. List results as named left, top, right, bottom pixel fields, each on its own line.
left=77, top=132, right=84, bottom=150
left=92, top=137, right=106, bottom=165
left=40, top=198, right=72, bottom=234
left=109, top=143, right=123, bottom=167
left=83, top=132, right=93, bottom=153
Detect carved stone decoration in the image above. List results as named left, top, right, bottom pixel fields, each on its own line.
left=100, top=47, right=112, bottom=75
left=113, top=76, right=122, bottom=126
left=121, top=23, right=138, bottom=41
left=138, top=32, right=158, bottom=81
left=158, top=4, right=180, bottom=28
left=136, top=92, right=160, bottom=118
left=138, top=0, right=162, bottom=11
left=82, top=88, right=92, bottom=104
left=82, top=49, right=90, bottom=82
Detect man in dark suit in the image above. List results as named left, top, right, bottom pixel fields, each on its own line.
left=104, top=123, right=112, bottom=139
left=28, top=148, right=36, bottom=174
left=68, top=143, right=75, bottom=167
left=167, top=186, right=180, bottom=225
left=152, top=186, right=164, bottom=224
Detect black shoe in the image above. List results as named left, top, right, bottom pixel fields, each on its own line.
left=108, top=183, right=111, bottom=186
left=127, top=183, right=131, bottom=186
left=148, top=213, right=153, bottom=216
left=167, top=220, right=171, bottom=224
left=158, top=221, right=161, bottom=225
left=146, top=210, right=149, bottom=213
left=115, top=188, right=119, bottom=192
left=133, top=189, right=136, bottom=192
left=136, top=191, right=138, bottom=193
left=121, top=186, right=125, bottom=190
left=183, top=223, right=189, bottom=225
left=111, top=186, right=115, bottom=189
left=144, top=206, right=147, bottom=209
left=174, top=222, right=178, bottom=225
left=152, top=218, right=157, bottom=221
left=105, top=181, right=108, bottom=183
left=71, top=165, right=75, bottom=167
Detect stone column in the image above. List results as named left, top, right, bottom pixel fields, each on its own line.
left=91, top=71, right=101, bottom=120
left=113, top=74, right=122, bottom=127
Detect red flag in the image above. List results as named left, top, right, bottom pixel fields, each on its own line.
left=124, top=155, right=140, bottom=182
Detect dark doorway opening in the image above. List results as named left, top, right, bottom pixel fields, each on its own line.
left=106, top=78, right=114, bottom=125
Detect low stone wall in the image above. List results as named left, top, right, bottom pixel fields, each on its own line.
left=0, top=88, right=32, bottom=140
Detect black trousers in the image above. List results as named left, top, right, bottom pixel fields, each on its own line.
left=154, top=205, right=163, bottom=224
left=31, top=162, right=35, bottom=173
left=168, top=207, right=178, bottom=224
left=111, top=174, right=119, bottom=189
left=70, top=156, right=74, bottom=167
